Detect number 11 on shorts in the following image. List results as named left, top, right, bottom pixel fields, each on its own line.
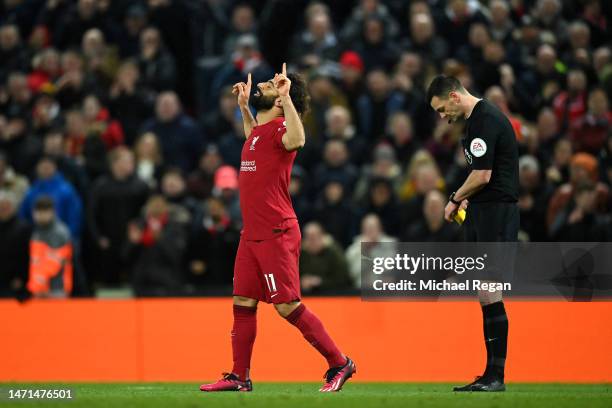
left=264, top=273, right=277, bottom=293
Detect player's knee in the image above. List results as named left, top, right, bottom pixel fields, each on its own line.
left=233, top=296, right=258, bottom=307
left=478, top=289, right=503, bottom=305
left=274, top=301, right=300, bottom=318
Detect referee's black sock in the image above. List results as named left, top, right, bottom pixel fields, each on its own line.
left=481, top=307, right=492, bottom=374
left=481, top=301, right=508, bottom=381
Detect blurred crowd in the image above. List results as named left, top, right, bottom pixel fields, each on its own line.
left=0, top=0, right=611, bottom=298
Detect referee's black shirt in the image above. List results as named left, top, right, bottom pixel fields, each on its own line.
left=462, top=99, right=519, bottom=203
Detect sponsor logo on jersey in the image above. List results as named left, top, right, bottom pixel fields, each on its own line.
left=470, top=138, right=487, bottom=157
left=240, top=160, right=256, bottom=172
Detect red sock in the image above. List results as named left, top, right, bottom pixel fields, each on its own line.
left=285, top=304, right=346, bottom=368
left=231, top=305, right=257, bottom=380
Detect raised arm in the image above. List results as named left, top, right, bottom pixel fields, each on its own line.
left=232, top=73, right=257, bottom=138
left=274, top=63, right=306, bottom=151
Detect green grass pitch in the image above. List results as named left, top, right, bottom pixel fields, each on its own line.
left=1, top=383, right=610, bottom=407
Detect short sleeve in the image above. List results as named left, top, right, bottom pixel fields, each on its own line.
left=468, top=115, right=497, bottom=170
left=273, top=121, right=288, bottom=150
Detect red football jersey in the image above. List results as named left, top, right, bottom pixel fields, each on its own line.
left=239, top=117, right=297, bottom=240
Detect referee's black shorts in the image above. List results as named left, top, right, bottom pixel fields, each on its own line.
left=464, top=202, right=519, bottom=283
left=464, top=201, right=519, bottom=243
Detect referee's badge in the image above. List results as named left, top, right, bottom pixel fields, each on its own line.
left=470, top=138, right=487, bottom=157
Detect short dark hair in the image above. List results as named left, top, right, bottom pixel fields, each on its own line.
left=38, top=155, right=58, bottom=167
left=288, top=73, right=310, bottom=116
left=426, top=75, right=465, bottom=104
left=34, top=196, right=55, bottom=211
left=162, top=166, right=184, bottom=179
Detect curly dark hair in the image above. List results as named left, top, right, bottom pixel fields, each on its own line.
left=287, top=73, right=310, bottom=116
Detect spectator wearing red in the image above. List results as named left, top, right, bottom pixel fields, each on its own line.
left=213, top=165, right=241, bottom=224
left=570, top=88, right=611, bottom=154
left=82, top=94, right=124, bottom=149
left=553, top=69, right=589, bottom=132
left=187, top=196, right=240, bottom=286
left=338, top=51, right=365, bottom=120
left=128, top=195, right=188, bottom=296
left=486, top=86, right=523, bottom=141
left=27, top=48, right=61, bottom=94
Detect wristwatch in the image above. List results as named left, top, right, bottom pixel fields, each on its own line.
left=449, top=192, right=460, bottom=205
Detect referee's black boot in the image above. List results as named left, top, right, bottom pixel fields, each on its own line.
left=453, top=374, right=506, bottom=392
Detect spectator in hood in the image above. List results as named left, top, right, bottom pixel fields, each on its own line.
left=116, top=4, right=148, bottom=58
left=19, top=156, right=83, bottom=240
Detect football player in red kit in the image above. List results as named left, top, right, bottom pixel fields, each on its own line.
left=200, top=64, right=356, bottom=393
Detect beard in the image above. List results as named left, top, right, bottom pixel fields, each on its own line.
left=251, top=92, right=276, bottom=112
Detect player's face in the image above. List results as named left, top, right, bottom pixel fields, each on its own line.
left=431, top=93, right=463, bottom=123
left=251, top=80, right=279, bottom=112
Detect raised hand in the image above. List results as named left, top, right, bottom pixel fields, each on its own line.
left=232, top=72, right=252, bottom=108
left=273, top=63, right=291, bottom=97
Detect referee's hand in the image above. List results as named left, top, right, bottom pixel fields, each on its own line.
left=444, top=199, right=468, bottom=223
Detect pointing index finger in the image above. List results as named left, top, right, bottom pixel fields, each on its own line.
left=247, top=73, right=251, bottom=87
left=282, top=62, right=286, bottom=76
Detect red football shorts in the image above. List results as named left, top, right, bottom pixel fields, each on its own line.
left=233, top=218, right=301, bottom=304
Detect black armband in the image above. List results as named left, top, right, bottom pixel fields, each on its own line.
left=449, top=192, right=460, bottom=205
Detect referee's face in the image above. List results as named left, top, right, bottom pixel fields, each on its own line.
left=431, top=94, right=463, bottom=123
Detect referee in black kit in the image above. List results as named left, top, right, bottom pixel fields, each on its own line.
left=427, top=76, right=519, bottom=392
